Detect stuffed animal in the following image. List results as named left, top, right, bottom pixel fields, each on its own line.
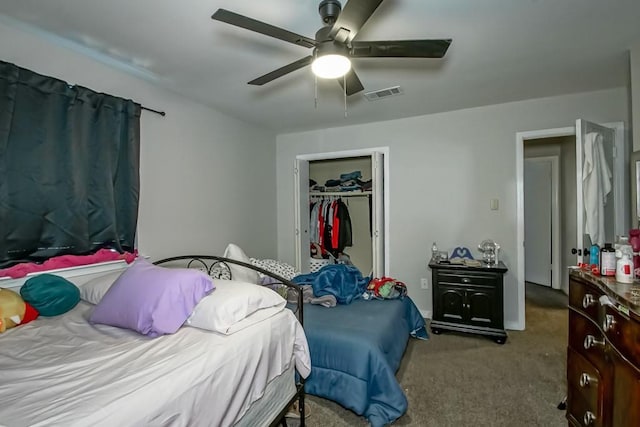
left=0, top=288, right=39, bottom=333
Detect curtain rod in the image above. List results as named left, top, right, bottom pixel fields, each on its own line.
left=141, top=105, right=166, bottom=117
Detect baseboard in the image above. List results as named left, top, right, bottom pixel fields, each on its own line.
left=420, top=309, right=432, bottom=319
left=505, top=320, right=524, bottom=331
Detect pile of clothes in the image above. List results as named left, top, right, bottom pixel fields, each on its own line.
left=291, top=264, right=408, bottom=307
left=310, top=170, right=372, bottom=193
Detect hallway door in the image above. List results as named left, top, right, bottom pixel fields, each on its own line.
left=524, top=158, right=553, bottom=287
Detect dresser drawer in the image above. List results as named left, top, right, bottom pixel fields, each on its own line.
left=569, top=310, right=607, bottom=371
left=435, top=270, right=498, bottom=287
left=569, top=277, right=602, bottom=323
left=602, top=305, right=640, bottom=368
left=567, top=347, right=604, bottom=425
left=567, top=392, right=603, bottom=427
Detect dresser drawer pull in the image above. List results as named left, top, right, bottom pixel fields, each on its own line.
left=583, top=411, right=596, bottom=425
left=579, top=373, right=597, bottom=388
left=461, top=277, right=471, bottom=283
left=583, top=335, right=605, bottom=350
left=603, top=314, right=616, bottom=332
left=582, top=293, right=596, bottom=308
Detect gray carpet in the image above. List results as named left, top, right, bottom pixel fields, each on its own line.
left=289, top=283, right=568, bottom=426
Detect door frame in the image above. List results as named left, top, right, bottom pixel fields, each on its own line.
left=294, top=147, right=390, bottom=276
left=515, top=122, right=626, bottom=330
left=523, top=155, right=560, bottom=290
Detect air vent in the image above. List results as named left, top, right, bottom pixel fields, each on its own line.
left=364, top=86, right=403, bottom=101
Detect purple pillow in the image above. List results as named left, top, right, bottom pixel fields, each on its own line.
left=90, top=258, right=214, bottom=337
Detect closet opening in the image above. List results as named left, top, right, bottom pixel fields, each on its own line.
left=294, top=148, right=389, bottom=278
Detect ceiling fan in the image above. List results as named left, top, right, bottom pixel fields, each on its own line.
left=211, top=0, right=452, bottom=96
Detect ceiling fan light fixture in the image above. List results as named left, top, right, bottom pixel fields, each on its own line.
left=312, top=54, right=351, bottom=79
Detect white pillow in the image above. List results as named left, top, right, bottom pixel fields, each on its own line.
left=77, top=269, right=126, bottom=304
left=249, top=258, right=300, bottom=280
left=186, top=280, right=286, bottom=334
left=223, top=243, right=260, bottom=284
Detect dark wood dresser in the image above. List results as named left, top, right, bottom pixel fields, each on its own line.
left=567, top=270, right=640, bottom=426
left=429, top=260, right=508, bottom=344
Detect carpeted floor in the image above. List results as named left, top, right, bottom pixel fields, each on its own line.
left=289, top=283, right=568, bottom=427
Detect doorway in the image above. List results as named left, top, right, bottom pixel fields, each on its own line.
left=515, top=120, right=627, bottom=330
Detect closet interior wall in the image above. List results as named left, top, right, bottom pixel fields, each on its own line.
left=309, top=157, right=373, bottom=275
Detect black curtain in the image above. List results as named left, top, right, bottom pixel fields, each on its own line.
left=0, top=60, right=141, bottom=268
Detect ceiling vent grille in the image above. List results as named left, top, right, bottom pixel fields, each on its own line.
left=364, top=86, right=403, bottom=101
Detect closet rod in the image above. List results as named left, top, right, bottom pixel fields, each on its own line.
left=310, top=191, right=372, bottom=197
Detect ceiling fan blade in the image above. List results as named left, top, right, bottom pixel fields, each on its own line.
left=329, top=0, right=384, bottom=43
left=350, top=39, right=452, bottom=58
left=337, top=69, right=365, bottom=96
left=248, top=56, right=314, bottom=86
left=212, top=9, right=316, bottom=49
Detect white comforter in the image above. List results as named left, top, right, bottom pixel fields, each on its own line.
left=0, top=301, right=310, bottom=427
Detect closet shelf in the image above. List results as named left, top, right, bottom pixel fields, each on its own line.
left=310, top=191, right=372, bottom=197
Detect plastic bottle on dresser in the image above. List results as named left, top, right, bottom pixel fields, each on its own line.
left=629, top=229, right=640, bottom=276
left=616, top=251, right=634, bottom=283
left=589, top=244, right=600, bottom=267
left=599, top=243, right=616, bottom=277
left=614, top=235, right=632, bottom=260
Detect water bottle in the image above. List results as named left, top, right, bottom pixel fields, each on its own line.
left=431, top=242, right=439, bottom=262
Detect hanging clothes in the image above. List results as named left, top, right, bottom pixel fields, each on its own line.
left=582, top=132, right=612, bottom=247
left=310, top=197, right=353, bottom=257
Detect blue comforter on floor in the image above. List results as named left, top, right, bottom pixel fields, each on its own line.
left=302, top=297, right=427, bottom=427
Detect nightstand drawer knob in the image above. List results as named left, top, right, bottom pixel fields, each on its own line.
left=579, top=373, right=596, bottom=388
left=582, top=293, right=596, bottom=308
left=583, top=334, right=605, bottom=349
left=583, top=411, right=596, bottom=425
left=461, top=277, right=471, bottom=283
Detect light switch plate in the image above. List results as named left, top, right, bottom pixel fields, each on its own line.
left=490, top=199, right=499, bottom=210
left=420, top=278, right=429, bottom=289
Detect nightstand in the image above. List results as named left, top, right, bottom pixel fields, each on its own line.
left=428, top=260, right=508, bottom=344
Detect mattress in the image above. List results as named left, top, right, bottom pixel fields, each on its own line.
left=235, top=360, right=297, bottom=427
left=0, top=301, right=308, bottom=427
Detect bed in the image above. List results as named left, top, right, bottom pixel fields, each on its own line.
left=0, top=255, right=310, bottom=427
left=303, top=296, right=426, bottom=427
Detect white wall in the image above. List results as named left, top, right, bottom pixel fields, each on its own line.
left=276, top=88, right=628, bottom=329
left=632, top=43, right=640, bottom=152
left=0, top=21, right=278, bottom=261
left=630, top=43, right=640, bottom=227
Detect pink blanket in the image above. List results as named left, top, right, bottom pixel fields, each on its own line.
left=0, top=249, right=137, bottom=279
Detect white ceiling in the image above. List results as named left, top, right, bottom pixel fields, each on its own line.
left=1, top=0, right=639, bottom=133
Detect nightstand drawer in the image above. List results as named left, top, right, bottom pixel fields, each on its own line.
left=435, top=270, right=498, bottom=287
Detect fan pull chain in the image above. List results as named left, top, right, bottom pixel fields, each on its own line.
left=314, top=75, right=318, bottom=109
left=343, top=74, right=348, bottom=118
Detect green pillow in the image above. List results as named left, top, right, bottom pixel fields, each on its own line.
left=21, top=274, right=80, bottom=317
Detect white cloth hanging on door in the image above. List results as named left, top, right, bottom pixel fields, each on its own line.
left=582, top=132, right=612, bottom=247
